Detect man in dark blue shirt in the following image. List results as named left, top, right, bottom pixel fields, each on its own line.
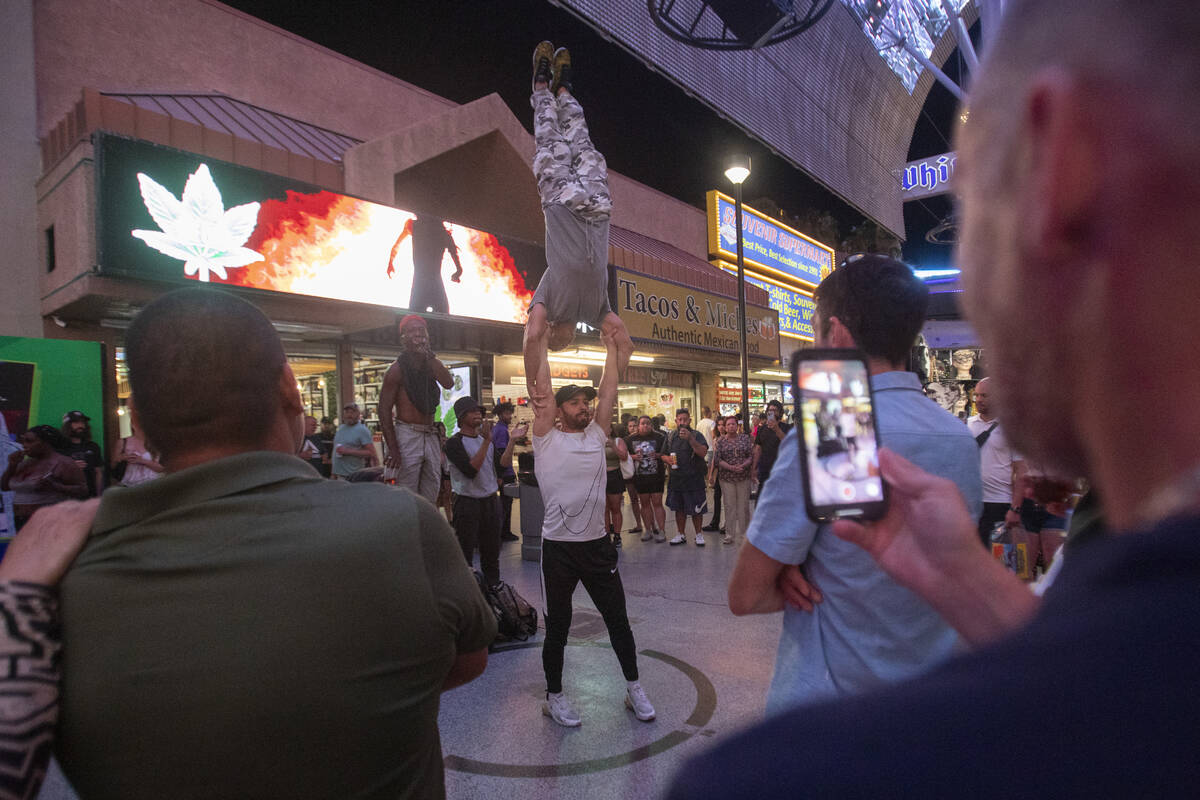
left=667, top=0, right=1200, bottom=795
left=665, top=409, right=708, bottom=546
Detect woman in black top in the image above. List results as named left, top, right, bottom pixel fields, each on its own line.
left=625, top=415, right=667, bottom=542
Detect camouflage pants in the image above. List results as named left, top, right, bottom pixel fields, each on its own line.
left=531, top=89, right=612, bottom=220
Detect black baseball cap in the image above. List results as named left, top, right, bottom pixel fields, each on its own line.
left=453, top=396, right=483, bottom=418
left=554, top=384, right=597, bottom=406
left=63, top=410, right=90, bottom=423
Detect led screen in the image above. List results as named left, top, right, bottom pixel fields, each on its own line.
left=97, top=134, right=548, bottom=326
left=437, top=366, right=473, bottom=434
left=840, top=0, right=971, bottom=92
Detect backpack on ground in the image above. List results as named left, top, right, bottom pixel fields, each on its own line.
left=473, top=570, right=539, bottom=643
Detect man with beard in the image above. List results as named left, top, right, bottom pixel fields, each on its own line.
left=528, top=322, right=655, bottom=727
left=60, top=411, right=104, bottom=497
left=379, top=315, right=454, bottom=504
left=668, top=1, right=1200, bottom=795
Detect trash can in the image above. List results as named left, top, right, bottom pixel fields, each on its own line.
left=504, top=477, right=544, bottom=562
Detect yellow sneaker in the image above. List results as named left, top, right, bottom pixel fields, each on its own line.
left=532, top=41, right=554, bottom=92
left=551, top=46, right=573, bottom=95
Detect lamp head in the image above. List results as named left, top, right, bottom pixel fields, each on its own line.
left=725, top=154, right=751, bottom=185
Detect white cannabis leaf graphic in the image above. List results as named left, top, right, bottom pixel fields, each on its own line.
left=131, top=164, right=264, bottom=282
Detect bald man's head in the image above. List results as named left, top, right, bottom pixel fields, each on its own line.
left=125, top=288, right=288, bottom=463
left=972, top=378, right=994, bottom=418
left=955, top=0, right=1200, bottom=475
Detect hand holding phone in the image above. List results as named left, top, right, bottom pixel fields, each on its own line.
left=792, top=349, right=887, bottom=523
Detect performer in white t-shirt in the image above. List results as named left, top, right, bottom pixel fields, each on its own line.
left=528, top=321, right=655, bottom=728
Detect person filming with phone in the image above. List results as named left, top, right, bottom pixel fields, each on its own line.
left=752, top=400, right=790, bottom=492
left=727, top=254, right=982, bottom=713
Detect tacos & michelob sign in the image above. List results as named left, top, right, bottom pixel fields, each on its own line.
left=614, top=269, right=780, bottom=361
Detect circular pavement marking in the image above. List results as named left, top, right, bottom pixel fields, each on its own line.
left=443, top=643, right=717, bottom=778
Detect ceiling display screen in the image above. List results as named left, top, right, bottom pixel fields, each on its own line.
left=840, top=0, right=971, bottom=92
left=96, top=134, right=547, bottom=326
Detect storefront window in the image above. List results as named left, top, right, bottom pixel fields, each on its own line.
left=919, top=346, right=985, bottom=419
left=618, top=366, right=699, bottom=428
left=618, top=385, right=699, bottom=425
left=352, top=357, right=392, bottom=433
left=720, top=378, right=793, bottom=422
left=289, top=355, right=338, bottom=423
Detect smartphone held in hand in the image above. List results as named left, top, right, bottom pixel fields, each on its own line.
left=791, top=349, right=887, bottom=523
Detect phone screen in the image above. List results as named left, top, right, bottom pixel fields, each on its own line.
left=795, top=354, right=886, bottom=520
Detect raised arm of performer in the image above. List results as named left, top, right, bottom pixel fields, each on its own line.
left=528, top=306, right=557, bottom=438
left=595, top=326, right=619, bottom=433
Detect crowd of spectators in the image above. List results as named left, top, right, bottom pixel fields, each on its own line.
left=3, top=3, right=1194, bottom=794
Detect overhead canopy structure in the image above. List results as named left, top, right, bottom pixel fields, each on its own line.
left=560, top=0, right=979, bottom=238
left=839, top=0, right=973, bottom=93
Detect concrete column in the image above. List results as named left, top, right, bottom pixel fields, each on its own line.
left=336, top=340, right=355, bottom=422
left=0, top=0, right=44, bottom=336
left=698, top=371, right=721, bottom=416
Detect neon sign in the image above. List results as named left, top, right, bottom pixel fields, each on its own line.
left=706, top=191, right=835, bottom=289
left=899, top=152, right=956, bottom=200
left=715, top=261, right=815, bottom=342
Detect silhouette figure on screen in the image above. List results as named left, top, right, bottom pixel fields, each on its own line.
left=387, top=214, right=463, bottom=314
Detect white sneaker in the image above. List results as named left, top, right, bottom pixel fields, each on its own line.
left=695, top=533, right=705, bottom=546
left=542, top=692, right=582, bottom=727
left=625, top=682, right=656, bottom=722
left=668, top=534, right=685, bottom=545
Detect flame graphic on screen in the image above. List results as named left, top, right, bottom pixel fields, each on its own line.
left=200, top=189, right=534, bottom=324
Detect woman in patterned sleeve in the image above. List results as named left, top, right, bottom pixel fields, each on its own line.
left=0, top=499, right=98, bottom=800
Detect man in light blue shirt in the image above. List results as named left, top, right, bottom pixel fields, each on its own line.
left=331, top=404, right=375, bottom=479
left=729, top=254, right=982, bottom=714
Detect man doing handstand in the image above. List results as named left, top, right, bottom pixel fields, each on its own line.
left=523, top=42, right=633, bottom=400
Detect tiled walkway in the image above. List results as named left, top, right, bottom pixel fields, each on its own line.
left=440, top=495, right=779, bottom=799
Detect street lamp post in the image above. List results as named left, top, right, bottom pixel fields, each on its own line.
left=725, top=155, right=751, bottom=434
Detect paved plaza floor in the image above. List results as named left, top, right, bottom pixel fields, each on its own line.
left=38, top=492, right=783, bottom=800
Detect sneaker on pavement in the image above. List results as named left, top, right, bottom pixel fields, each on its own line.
left=501, top=532, right=519, bottom=542
left=654, top=530, right=666, bottom=543
left=532, top=41, right=554, bottom=92
left=625, top=683, right=656, bottom=722
left=542, top=692, right=582, bottom=727
left=630, top=526, right=643, bottom=533
left=701, top=523, right=720, bottom=532
left=695, top=533, right=705, bottom=546
left=668, top=534, right=685, bottom=545
left=722, top=533, right=735, bottom=545
left=551, top=46, right=573, bottom=94
left=640, top=529, right=653, bottom=542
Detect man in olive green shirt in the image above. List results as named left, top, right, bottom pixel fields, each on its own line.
left=56, top=288, right=495, bottom=800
